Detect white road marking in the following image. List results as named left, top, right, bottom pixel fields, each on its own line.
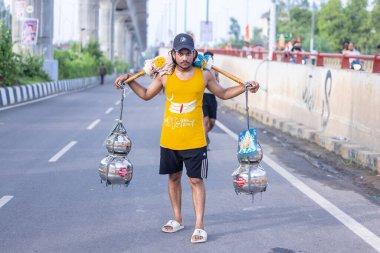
left=48, top=141, right=77, bottom=162
left=105, top=107, right=114, bottom=114
left=87, top=119, right=101, bottom=130
left=215, top=120, right=380, bottom=252
left=115, top=101, right=121, bottom=106
left=0, top=195, right=14, bottom=208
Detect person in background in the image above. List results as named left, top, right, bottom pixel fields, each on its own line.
left=345, top=42, right=362, bottom=70
left=99, top=63, right=107, bottom=85
left=340, top=41, right=349, bottom=54
left=376, top=44, right=380, bottom=56
left=202, top=51, right=219, bottom=149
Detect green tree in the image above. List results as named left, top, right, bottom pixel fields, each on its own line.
left=343, top=0, right=370, bottom=52
left=369, top=0, right=380, bottom=53
left=0, top=20, right=19, bottom=86
left=317, top=0, right=346, bottom=52
left=229, top=17, right=240, bottom=41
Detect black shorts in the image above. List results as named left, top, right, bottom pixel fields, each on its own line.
left=202, top=93, right=217, bottom=119
left=159, top=146, right=208, bottom=179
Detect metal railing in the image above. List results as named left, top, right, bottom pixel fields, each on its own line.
left=197, top=48, right=380, bottom=73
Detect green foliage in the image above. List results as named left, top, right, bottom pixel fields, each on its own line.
left=17, top=52, right=50, bottom=84
left=228, top=17, right=241, bottom=41
left=113, top=58, right=130, bottom=74
left=0, top=20, right=19, bottom=86
left=0, top=20, right=49, bottom=86
left=54, top=41, right=129, bottom=79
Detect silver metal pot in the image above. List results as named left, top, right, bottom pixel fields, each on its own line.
left=105, top=121, right=132, bottom=155
left=232, top=163, right=268, bottom=195
left=98, top=155, right=133, bottom=186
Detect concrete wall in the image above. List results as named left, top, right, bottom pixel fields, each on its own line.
left=213, top=55, right=380, bottom=152
left=159, top=48, right=380, bottom=171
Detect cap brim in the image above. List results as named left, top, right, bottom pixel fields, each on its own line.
left=174, top=45, right=194, bottom=52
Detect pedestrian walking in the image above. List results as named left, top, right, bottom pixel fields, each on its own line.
left=114, top=33, right=260, bottom=244
left=99, top=63, right=107, bottom=85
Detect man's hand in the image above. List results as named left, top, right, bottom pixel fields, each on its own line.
left=114, top=74, right=130, bottom=89
left=246, top=81, right=260, bottom=93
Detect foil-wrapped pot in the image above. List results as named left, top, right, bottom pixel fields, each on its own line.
left=232, top=163, right=268, bottom=195
left=105, top=120, right=132, bottom=155
left=98, top=155, right=133, bottom=186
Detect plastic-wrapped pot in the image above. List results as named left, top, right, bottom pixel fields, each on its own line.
left=232, top=163, right=268, bottom=195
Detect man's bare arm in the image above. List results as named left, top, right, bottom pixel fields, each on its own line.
left=203, top=71, right=259, bottom=100
left=115, top=74, right=164, bottom=101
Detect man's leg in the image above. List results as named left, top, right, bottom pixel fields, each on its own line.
left=189, top=177, right=206, bottom=240
left=163, top=171, right=183, bottom=231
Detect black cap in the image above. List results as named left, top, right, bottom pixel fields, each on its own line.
left=173, top=33, right=194, bottom=52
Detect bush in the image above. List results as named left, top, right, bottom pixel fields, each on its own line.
left=0, top=20, right=50, bottom=86
left=54, top=41, right=130, bottom=79
left=0, top=20, right=19, bottom=86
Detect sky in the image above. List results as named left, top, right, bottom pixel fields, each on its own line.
left=3, top=0, right=351, bottom=48
left=147, top=0, right=272, bottom=47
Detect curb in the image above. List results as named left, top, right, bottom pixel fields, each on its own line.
left=221, top=100, right=380, bottom=174
left=0, top=76, right=101, bottom=109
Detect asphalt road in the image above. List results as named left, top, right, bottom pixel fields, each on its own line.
left=0, top=77, right=379, bottom=253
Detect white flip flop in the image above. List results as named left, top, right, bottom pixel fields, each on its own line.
left=190, top=228, right=207, bottom=243
left=161, top=220, right=185, bottom=233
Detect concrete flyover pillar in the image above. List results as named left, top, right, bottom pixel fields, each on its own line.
left=11, top=0, right=54, bottom=59
left=99, top=0, right=111, bottom=58
left=114, top=11, right=127, bottom=62
left=125, top=29, right=132, bottom=65
left=78, top=0, right=99, bottom=47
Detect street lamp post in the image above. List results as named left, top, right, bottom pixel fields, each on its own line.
left=268, top=0, right=276, bottom=60
left=310, top=0, right=316, bottom=52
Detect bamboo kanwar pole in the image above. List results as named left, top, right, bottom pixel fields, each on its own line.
left=211, top=66, right=246, bottom=86
left=122, top=65, right=248, bottom=86
left=123, top=70, right=146, bottom=84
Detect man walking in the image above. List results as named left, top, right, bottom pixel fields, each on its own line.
left=99, top=63, right=107, bottom=85
left=114, top=33, right=259, bottom=243
left=202, top=51, right=219, bottom=149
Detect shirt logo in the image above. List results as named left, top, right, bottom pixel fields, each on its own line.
left=167, top=94, right=196, bottom=114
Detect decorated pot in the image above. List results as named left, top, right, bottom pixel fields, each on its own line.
left=105, top=121, right=132, bottom=155
left=232, top=163, right=268, bottom=195
left=98, top=155, right=133, bottom=186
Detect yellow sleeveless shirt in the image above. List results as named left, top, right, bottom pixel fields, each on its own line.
left=160, top=68, right=207, bottom=150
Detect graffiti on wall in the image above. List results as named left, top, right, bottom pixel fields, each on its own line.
left=302, top=71, right=315, bottom=111
left=321, top=70, right=332, bottom=128
left=302, top=69, right=332, bottom=129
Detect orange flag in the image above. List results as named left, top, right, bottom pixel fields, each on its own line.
left=245, top=24, right=250, bottom=42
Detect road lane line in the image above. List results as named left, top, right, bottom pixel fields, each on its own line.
left=0, top=196, right=14, bottom=208
left=48, top=141, right=77, bottom=162
left=105, top=107, right=114, bottom=114
left=216, top=120, right=380, bottom=252
left=115, top=101, right=121, bottom=106
left=87, top=119, right=101, bottom=130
